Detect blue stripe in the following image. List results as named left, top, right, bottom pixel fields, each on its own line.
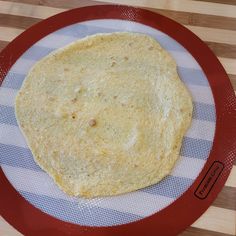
left=142, top=175, right=193, bottom=198
left=20, top=46, right=208, bottom=87
left=0, top=101, right=216, bottom=129
left=153, top=34, right=187, bottom=51
left=22, top=46, right=55, bottom=60
left=0, top=136, right=212, bottom=174
left=2, top=72, right=25, bottom=89
left=20, top=191, right=141, bottom=226
left=0, top=105, right=16, bottom=126
left=2, top=66, right=209, bottom=90
left=0, top=105, right=17, bottom=126
left=193, top=102, right=216, bottom=122
left=178, top=67, right=209, bottom=86
left=1, top=147, right=193, bottom=199
left=0, top=143, right=42, bottom=171
left=54, top=23, right=143, bottom=39
left=180, top=137, right=212, bottom=160
left=55, top=23, right=114, bottom=37
left=2, top=49, right=209, bottom=90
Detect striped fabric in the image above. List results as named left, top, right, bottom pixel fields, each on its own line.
left=0, top=19, right=216, bottom=226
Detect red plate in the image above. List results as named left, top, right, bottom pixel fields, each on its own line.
left=0, top=5, right=235, bottom=236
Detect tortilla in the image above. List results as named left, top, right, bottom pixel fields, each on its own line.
left=15, top=32, right=193, bottom=198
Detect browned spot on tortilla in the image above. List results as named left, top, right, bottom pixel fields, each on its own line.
left=89, top=119, right=96, bottom=127
left=71, top=112, right=76, bottom=119
left=71, top=98, right=77, bottom=103
left=48, top=97, right=55, bottom=101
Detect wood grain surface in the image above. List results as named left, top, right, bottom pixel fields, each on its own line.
left=0, top=0, right=235, bottom=235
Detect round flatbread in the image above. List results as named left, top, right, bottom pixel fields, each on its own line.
left=15, top=32, right=193, bottom=198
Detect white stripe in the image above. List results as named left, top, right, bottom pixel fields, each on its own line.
left=187, top=84, right=215, bottom=105
left=185, top=119, right=215, bottom=141
left=0, top=124, right=27, bottom=148
left=0, top=87, right=17, bottom=107
left=1, top=164, right=72, bottom=200
left=77, top=190, right=174, bottom=217
left=172, top=156, right=206, bottom=179
left=35, top=34, right=78, bottom=49
left=1, top=164, right=174, bottom=217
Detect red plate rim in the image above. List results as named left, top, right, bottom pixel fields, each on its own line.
left=0, top=5, right=235, bottom=236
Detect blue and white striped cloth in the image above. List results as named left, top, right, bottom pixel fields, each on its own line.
left=0, top=20, right=216, bottom=226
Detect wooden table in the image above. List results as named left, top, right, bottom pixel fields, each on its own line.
left=0, top=0, right=235, bottom=235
